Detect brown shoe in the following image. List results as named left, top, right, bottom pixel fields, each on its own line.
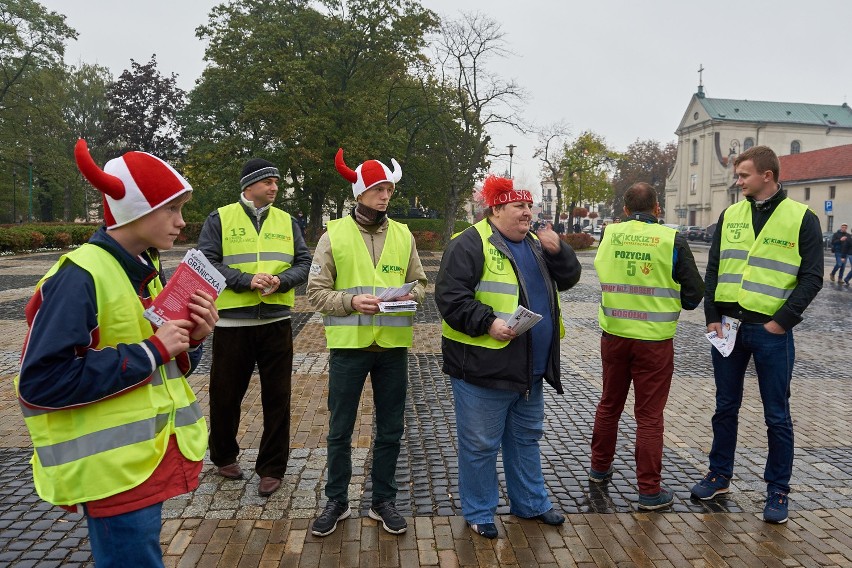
left=217, top=463, right=243, bottom=479
left=258, top=476, right=282, bottom=497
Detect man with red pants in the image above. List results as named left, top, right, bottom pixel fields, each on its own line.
left=589, top=182, right=704, bottom=510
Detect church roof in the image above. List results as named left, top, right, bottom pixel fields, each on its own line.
left=779, top=144, right=852, bottom=183
left=699, top=97, right=852, bottom=128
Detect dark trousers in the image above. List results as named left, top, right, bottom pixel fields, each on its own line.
left=325, top=348, right=407, bottom=505
left=591, top=334, right=673, bottom=495
left=208, top=320, right=293, bottom=478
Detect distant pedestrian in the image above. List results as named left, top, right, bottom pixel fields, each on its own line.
left=829, top=223, right=849, bottom=281
left=589, top=182, right=704, bottom=510
left=691, top=145, right=823, bottom=525
left=436, top=176, right=582, bottom=539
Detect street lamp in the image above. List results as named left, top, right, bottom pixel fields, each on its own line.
left=11, top=168, right=17, bottom=223
left=27, top=148, right=33, bottom=223
left=507, top=144, right=516, bottom=178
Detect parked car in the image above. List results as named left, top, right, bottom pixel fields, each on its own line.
left=685, top=226, right=705, bottom=241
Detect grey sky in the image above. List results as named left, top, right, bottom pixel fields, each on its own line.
left=40, top=0, right=852, bottom=197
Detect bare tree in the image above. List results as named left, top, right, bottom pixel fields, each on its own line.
left=421, top=12, right=526, bottom=243
left=533, top=121, right=570, bottom=226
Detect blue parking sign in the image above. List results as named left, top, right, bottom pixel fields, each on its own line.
left=825, top=200, right=833, bottom=212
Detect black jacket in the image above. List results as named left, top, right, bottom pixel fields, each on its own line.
left=198, top=201, right=312, bottom=319
left=435, top=221, right=582, bottom=394
left=704, top=187, right=823, bottom=330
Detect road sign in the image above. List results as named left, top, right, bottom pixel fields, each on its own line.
left=826, top=200, right=833, bottom=212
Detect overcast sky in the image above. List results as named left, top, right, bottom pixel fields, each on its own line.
left=40, top=0, right=852, bottom=197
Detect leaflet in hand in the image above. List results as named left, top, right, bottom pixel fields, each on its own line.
left=505, top=305, right=543, bottom=336
left=705, top=315, right=740, bottom=357
left=144, top=249, right=226, bottom=327
left=377, top=281, right=417, bottom=301
left=378, top=300, right=418, bottom=313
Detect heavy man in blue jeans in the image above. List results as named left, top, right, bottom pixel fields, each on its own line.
left=436, top=176, right=581, bottom=539
left=307, top=149, right=427, bottom=537
left=692, top=145, right=823, bottom=524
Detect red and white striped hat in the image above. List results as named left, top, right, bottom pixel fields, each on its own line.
left=335, top=148, right=401, bottom=199
left=74, top=139, right=192, bottom=229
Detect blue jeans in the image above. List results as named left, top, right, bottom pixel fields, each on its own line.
left=86, top=502, right=164, bottom=567
left=831, top=251, right=846, bottom=278
left=451, top=377, right=551, bottom=524
left=708, top=323, right=795, bottom=494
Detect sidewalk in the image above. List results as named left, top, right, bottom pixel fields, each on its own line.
left=1, top=245, right=851, bottom=567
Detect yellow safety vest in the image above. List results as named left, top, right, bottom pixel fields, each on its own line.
left=15, top=244, right=207, bottom=506
left=715, top=198, right=807, bottom=315
left=442, top=219, right=565, bottom=349
left=323, top=216, right=414, bottom=348
left=595, top=220, right=681, bottom=340
left=216, top=203, right=295, bottom=309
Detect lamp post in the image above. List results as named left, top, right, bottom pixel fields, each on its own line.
left=507, top=144, right=516, bottom=178
left=27, top=148, right=33, bottom=223
left=11, top=168, right=17, bottom=223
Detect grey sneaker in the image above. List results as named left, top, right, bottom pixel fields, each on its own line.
left=311, top=500, right=351, bottom=537
left=368, top=501, right=407, bottom=534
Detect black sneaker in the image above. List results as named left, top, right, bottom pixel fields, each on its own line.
left=311, top=500, right=351, bottom=537
left=368, top=501, right=407, bottom=534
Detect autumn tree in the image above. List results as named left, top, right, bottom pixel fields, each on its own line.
left=103, top=55, right=186, bottom=162
left=561, top=131, right=620, bottom=232
left=611, top=139, right=677, bottom=217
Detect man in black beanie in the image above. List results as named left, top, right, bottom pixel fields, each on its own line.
left=198, top=158, right=311, bottom=496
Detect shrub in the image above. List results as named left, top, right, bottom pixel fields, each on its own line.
left=562, top=232, right=595, bottom=250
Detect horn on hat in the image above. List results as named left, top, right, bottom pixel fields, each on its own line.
left=390, top=158, right=402, bottom=183
left=74, top=139, right=126, bottom=199
left=335, top=148, right=358, bottom=184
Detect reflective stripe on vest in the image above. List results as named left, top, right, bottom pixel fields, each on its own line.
left=441, top=219, right=564, bottom=349
left=15, top=244, right=207, bottom=506
left=323, top=217, right=414, bottom=348
left=216, top=203, right=295, bottom=309
left=715, top=199, right=807, bottom=315
left=594, top=220, right=681, bottom=340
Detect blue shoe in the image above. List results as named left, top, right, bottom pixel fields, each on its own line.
left=468, top=522, right=498, bottom=539
left=638, top=485, right=674, bottom=511
left=588, top=466, right=614, bottom=484
left=763, top=492, right=789, bottom=524
left=690, top=471, right=730, bottom=500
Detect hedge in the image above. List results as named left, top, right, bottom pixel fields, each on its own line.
left=0, top=219, right=595, bottom=254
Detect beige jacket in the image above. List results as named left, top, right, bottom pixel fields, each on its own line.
left=307, top=217, right=428, bottom=316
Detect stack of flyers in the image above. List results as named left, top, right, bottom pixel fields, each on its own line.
left=505, top=305, right=543, bottom=336
left=705, top=315, right=740, bottom=357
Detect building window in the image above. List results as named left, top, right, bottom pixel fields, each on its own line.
left=830, top=185, right=836, bottom=199
left=790, top=140, right=801, bottom=154
left=744, top=137, right=754, bottom=150
left=690, top=174, right=697, bottom=195
left=804, top=187, right=810, bottom=200
left=691, top=140, right=699, bottom=165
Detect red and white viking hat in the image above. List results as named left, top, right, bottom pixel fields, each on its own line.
left=335, top=148, right=401, bottom=199
left=479, top=175, right=533, bottom=207
left=74, top=139, right=192, bottom=229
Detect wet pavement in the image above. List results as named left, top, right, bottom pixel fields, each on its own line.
left=0, top=244, right=851, bottom=566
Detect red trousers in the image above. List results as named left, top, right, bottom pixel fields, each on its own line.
left=591, top=333, right=673, bottom=495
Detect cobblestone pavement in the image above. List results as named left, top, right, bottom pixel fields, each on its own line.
left=1, top=245, right=852, bottom=567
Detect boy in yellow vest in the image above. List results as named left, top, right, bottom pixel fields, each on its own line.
left=307, top=148, right=427, bottom=537
left=16, top=139, right=218, bottom=567
left=691, top=145, right=823, bottom=524
left=198, top=158, right=311, bottom=497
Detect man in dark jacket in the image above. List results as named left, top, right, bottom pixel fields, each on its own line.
left=436, top=176, right=581, bottom=539
left=198, top=158, right=311, bottom=497
left=829, top=223, right=849, bottom=281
